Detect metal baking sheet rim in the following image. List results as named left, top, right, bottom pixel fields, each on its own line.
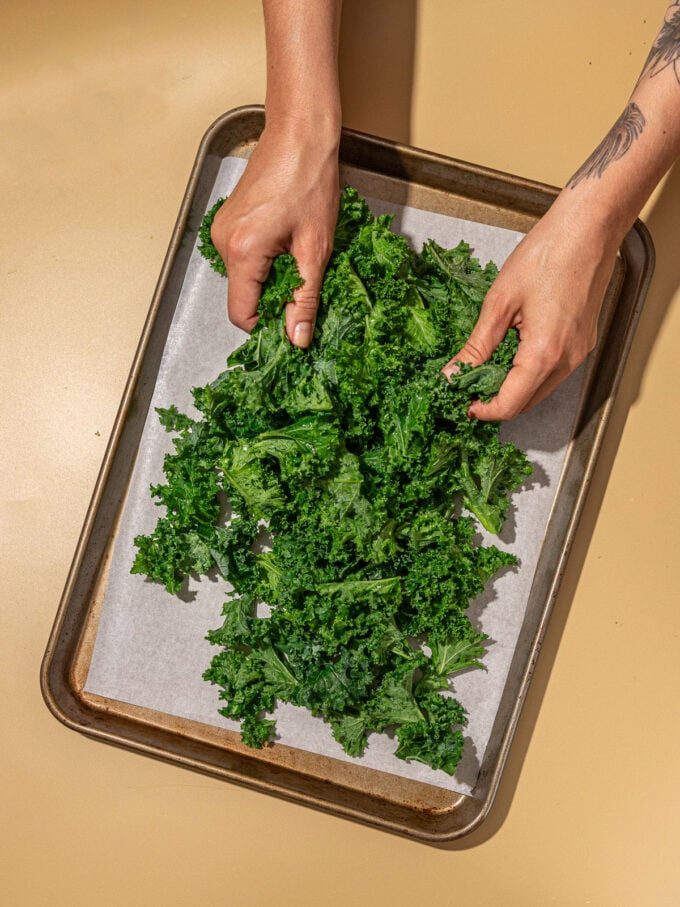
left=40, top=105, right=656, bottom=843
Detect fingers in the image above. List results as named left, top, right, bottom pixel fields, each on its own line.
left=520, top=366, right=571, bottom=414
left=468, top=349, right=551, bottom=421
left=285, top=234, right=332, bottom=348
left=219, top=225, right=331, bottom=345
left=226, top=265, right=269, bottom=332
left=225, top=243, right=274, bottom=333
left=517, top=338, right=593, bottom=414
left=442, top=289, right=515, bottom=378
left=470, top=332, right=596, bottom=420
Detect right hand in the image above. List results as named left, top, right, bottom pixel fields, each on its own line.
left=210, top=119, right=340, bottom=348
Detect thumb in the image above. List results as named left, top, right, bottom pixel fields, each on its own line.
left=286, top=241, right=329, bottom=348
left=442, top=292, right=514, bottom=378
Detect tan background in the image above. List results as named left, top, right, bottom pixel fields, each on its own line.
left=1, top=1, right=679, bottom=904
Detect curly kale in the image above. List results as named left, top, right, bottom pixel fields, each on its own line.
left=197, top=198, right=227, bottom=276
left=132, top=187, right=532, bottom=775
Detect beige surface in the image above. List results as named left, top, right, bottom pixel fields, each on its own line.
left=1, top=1, right=679, bottom=904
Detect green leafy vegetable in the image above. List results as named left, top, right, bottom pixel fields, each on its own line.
left=132, top=187, right=532, bottom=775
left=197, top=199, right=228, bottom=276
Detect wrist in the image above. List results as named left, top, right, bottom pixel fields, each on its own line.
left=550, top=185, right=635, bottom=252
left=264, top=100, right=341, bottom=150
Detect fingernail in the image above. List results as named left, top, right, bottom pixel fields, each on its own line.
left=293, top=321, right=313, bottom=347
left=442, top=361, right=461, bottom=381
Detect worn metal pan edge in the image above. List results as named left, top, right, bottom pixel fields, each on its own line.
left=40, top=105, right=656, bottom=843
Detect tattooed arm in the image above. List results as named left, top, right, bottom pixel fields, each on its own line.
left=639, top=2, right=680, bottom=84
left=445, top=3, right=680, bottom=420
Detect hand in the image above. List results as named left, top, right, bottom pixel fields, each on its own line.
left=210, top=119, right=340, bottom=347
left=443, top=194, right=620, bottom=420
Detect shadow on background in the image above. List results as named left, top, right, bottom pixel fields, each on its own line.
left=627, top=162, right=680, bottom=403
left=437, top=163, right=680, bottom=851
left=339, top=0, right=416, bottom=144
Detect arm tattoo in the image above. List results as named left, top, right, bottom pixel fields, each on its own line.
left=567, top=102, right=646, bottom=189
left=639, top=2, right=680, bottom=86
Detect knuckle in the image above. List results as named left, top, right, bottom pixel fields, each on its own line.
left=314, top=234, right=334, bottom=264
left=567, top=334, right=597, bottom=370
left=293, top=290, right=320, bottom=313
left=298, top=232, right=334, bottom=267
left=226, top=297, right=250, bottom=330
left=461, top=336, right=489, bottom=363
left=225, top=231, right=255, bottom=263
left=210, top=206, right=231, bottom=247
left=573, top=343, right=588, bottom=364
left=567, top=346, right=589, bottom=370
left=500, top=403, right=521, bottom=421
left=532, top=340, right=561, bottom=370
left=226, top=305, right=246, bottom=330
left=209, top=222, right=222, bottom=248
left=484, top=287, right=515, bottom=318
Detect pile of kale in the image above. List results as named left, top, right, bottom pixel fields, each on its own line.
left=132, top=188, right=531, bottom=775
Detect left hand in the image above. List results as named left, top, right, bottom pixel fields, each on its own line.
left=442, top=194, right=620, bottom=420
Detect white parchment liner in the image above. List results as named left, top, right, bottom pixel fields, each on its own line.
left=85, top=156, right=585, bottom=796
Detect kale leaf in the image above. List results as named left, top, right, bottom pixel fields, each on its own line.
left=132, top=187, right=532, bottom=775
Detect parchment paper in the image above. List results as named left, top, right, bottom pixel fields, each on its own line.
left=85, top=156, right=585, bottom=796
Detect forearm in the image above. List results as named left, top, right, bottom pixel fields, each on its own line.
left=262, top=0, right=342, bottom=142
left=558, top=3, right=680, bottom=244
left=211, top=2, right=342, bottom=347
left=448, top=4, right=680, bottom=421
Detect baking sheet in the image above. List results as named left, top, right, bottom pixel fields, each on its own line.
left=85, top=155, right=586, bottom=796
